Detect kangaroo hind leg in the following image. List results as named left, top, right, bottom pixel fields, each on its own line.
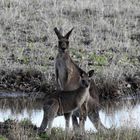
left=64, top=113, right=71, bottom=134
left=88, top=108, right=107, bottom=132
left=39, top=99, right=59, bottom=134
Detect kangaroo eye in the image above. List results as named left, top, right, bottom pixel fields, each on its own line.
left=59, top=41, right=62, bottom=46
left=82, top=80, right=85, bottom=84
left=66, top=41, right=69, bottom=46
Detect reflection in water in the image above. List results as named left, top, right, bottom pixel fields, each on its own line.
left=100, top=99, right=140, bottom=129
left=0, top=98, right=140, bottom=130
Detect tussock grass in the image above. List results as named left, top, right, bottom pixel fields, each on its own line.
left=37, top=128, right=140, bottom=140
left=91, top=128, right=140, bottom=140
left=0, top=1, right=140, bottom=139
left=0, top=0, right=139, bottom=96
left=0, top=119, right=140, bottom=140
left=0, top=119, right=37, bottom=140
left=0, top=135, right=7, bottom=140
left=0, top=0, right=139, bottom=71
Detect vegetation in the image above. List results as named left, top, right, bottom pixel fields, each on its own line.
left=0, top=135, right=7, bottom=140
left=0, top=0, right=139, bottom=97
left=0, top=119, right=140, bottom=140
left=0, top=0, right=140, bottom=139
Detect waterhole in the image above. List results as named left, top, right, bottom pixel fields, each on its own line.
left=0, top=96, right=140, bottom=131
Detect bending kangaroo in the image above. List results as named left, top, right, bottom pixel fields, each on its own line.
left=54, top=27, right=107, bottom=131
left=39, top=70, right=93, bottom=134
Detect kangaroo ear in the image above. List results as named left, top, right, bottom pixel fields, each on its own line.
left=64, top=28, right=74, bottom=39
left=88, top=70, right=94, bottom=77
left=54, top=27, right=63, bottom=39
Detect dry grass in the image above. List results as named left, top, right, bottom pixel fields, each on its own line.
left=0, top=119, right=37, bottom=140
left=1, top=119, right=140, bottom=140
left=0, top=1, right=140, bottom=138
left=0, top=0, right=139, bottom=76
left=0, top=0, right=139, bottom=95
left=0, top=0, right=140, bottom=97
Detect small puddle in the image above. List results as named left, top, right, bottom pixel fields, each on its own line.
left=0, top=96, right=140, bottom=131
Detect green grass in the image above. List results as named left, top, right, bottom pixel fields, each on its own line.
left=0, top=136, right=7, bottom=140
left=20, top=118, right=33, bottom=126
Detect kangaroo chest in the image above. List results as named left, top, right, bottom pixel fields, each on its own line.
left=56, top=55, right=78, bottom=90
left=77, top=88, right=89, bottom=106
left=57, top=59, right=67, bottom=80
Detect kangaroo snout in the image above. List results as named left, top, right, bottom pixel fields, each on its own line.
left=81, top=80, right=89, bottom=87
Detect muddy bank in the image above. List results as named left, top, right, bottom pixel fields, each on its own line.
left=0, top=68, right=47, bottom=92
left=0, top=68, right=56, bottom=98
left=0, top=68, right=140, bottom=99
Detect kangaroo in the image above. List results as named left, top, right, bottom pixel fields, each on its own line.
left=54, top=27, right=107, bottom=131
left=39, top=70, right=93, bottom=134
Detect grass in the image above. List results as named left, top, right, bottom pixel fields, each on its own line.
left=20, top=118, right=33, bottom=126
left=0, top=0, right=139, bottom=75
left=0, top=0, right=139, bottom=95
left=1, top=119, right=140, bottom=140
left=0, top=0, right=140, bottom=139
left=0, top=136, right=7, bottom=140
left=1, top=117, right=140, bottom=139
left=92, top=128, right=140, bottom=140
left=34, top=128, right=140, bottom=140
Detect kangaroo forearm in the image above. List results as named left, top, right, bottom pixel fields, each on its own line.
left=71, top=59, right=84, bottom=74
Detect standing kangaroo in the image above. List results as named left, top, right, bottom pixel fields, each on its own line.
left=54, top=27, right=107, bottom=131
left=39, top=70, right=93, bottom=134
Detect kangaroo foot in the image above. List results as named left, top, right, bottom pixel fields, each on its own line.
left=37, top=128, right=46, bottom=136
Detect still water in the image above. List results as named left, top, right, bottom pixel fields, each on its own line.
left=0, top=97, right=140, bottom=131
